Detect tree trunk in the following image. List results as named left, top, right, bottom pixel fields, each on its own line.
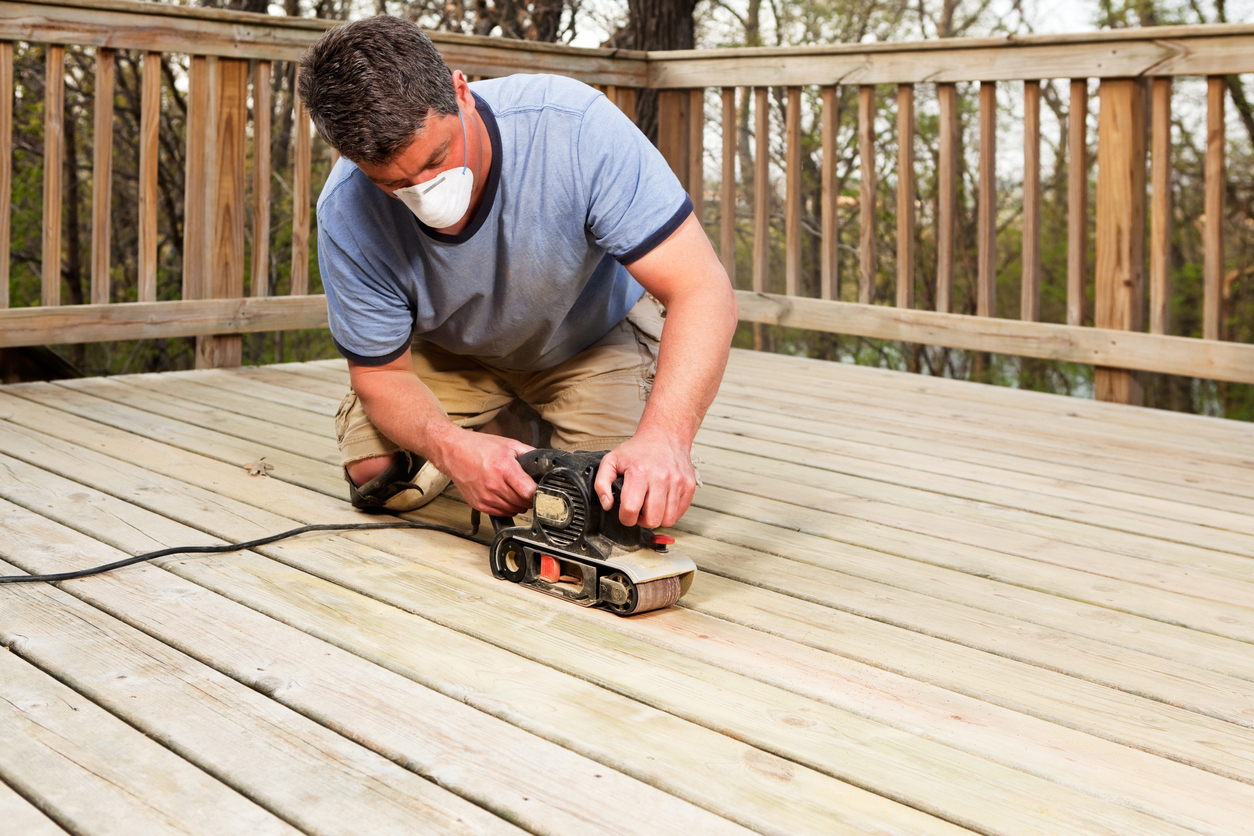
left=624, top=0, right=696, bottom=144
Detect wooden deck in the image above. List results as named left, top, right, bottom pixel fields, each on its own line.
left=2, top=348, right=1253, bottom=835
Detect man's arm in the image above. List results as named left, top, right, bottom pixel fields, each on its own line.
left=349, top=353, right=536, bottom=516
left=593, top=212, right=737, bottom=529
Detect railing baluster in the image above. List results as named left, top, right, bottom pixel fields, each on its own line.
left=201, top=57, right=247, bottom=368
left=138, top=51, right=160, bottom=303
left=1095, top=77, right=1146, bottom=405
left=0, top=41, right=12, bottom=309
left=785, top=86, right=801, bottom=297
left=858, top=84, right=875, bottom=305
left=615, top=87, right=637, bottom=124
left=936, top=82, right=957, bottom=314
left=657, top=89, right=684, bottom=182
left=720, top=86, right=736, bottom=285
left=251, top=60, right=272, bottom=298
left=1068, top=79, right=1088, bottom=327
left=688, top=87, right=703, bottom=225
left=290, top=70, right=311, bottom=297
left=91, top=48, right=114, bottom=306
left=42, top=44, right=64, bottom=307
left=1150, top=77, right=1172, bottom=335
left=896, top=83, right=914, bottom=310
left=1204, top=75, right=1225, bottom=341
left=977, top=81, right=996, bottom=317
left=1022, top=79, right=1041, bottom=322
left=752, top=86, right=769, bottom=297
left=820, top=85, right=838, bottom=301
left=183, top=55, right=207, bottom=304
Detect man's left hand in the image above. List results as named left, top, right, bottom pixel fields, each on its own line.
left=593, top=428, right=696, bottom=529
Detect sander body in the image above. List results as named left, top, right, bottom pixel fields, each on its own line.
left=489, top=449, right=696, bottom=615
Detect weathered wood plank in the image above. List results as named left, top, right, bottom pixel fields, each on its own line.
left=137, top=50, right=159, bottom=302
left=1204, top=74, right=1225, bottom=341
left=936, top=82, right=957, bottom=313
left=1067, top=79, right=1088, bottom=326
left=41, top=43, right=63, bottom=307
left=0, top=777, right=68, bottom=836
left=858, top=84, right=875, bottom=305
left=90, top=47, right=113, bottom=305
left=1094, top=77, right=1146, bottom=405
left=688, top=87, right=703, bottom=221
left=820, top=85, right=838, bottom=301
left=0, top=450, right=1208, bottom=836
left=290, top=73, right=310, bottom=297
left=896, top=83, right=914, bottom=310
left=752, top=86, right=768, bottom=300
left=977, top=81, right=996, bottom=317
left=1021, top=80, right=1041, bottom=322
left=251, top=60, right=272, bottom=298
left=0, top=296, right=328, bottom=348
left=733, top=291, right=1254, bottom=384
left=0, top=569, right=525, bottom=836
left=0, top=639, right=298, bottom=836
left=784, top=85, right=801, bottom=297
left=0, top=41, right=12, bottom=308
left=0, top=498, right=749, bottom=836
left=0, top=437, right=961, bottom=836
left=183, top=54, right=207, bottom=302
left=1150, top=77, right=1172, bottom=335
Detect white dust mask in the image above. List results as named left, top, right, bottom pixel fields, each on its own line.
left=394, top=109, right=474, bottom=229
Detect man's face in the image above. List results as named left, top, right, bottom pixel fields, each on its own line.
left=358, top=109, right=465, bottom=198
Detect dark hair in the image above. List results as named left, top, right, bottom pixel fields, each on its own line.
left=298, top=16, right=459, bottom=165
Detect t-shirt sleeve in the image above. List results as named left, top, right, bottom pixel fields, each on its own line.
left=317, top=187, right=416, bottom=366
left=578, top=94, right=693, bottom=265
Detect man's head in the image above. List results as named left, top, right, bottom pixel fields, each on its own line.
left=298, top=16, right=459, bottom=165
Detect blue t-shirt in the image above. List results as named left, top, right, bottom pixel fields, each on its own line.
left=315, top=74, right=693, bottom=372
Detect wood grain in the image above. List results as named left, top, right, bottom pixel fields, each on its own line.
left=1204, top=75, right=1224, bottom=341
left=734, top=291, right=1254, bottom=384
left=896, top=83, right=914, bottom=310
left=137, top=50, right=159, bottom=303
left=820, top=85, right=838, bottom=301
left=1021, top=80, right=1041, bottom=322
left=858, top=84, right=875, bottom=305
left=1068, top=79, right=1088, bottom=326
left=977, top=81, right=996, bottom=317
left=91, top=47, right=113, bottom=306
left=1150, top=77, right=1172, bottom=335
left=251, top=60, right=271, bottom=298
left=784, top=86, right=801, bottom=297
left=936, top=82, right=957, bottom=314
left=688, top=87, right=703, bottom=222
left=289, top=73, right=310, bottom=297
left=0, top=42, right=11, bottom=309
left=41, top=44, right=63, bottom=308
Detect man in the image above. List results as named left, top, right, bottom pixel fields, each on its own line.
left=299, top=16, right=736, bottom=530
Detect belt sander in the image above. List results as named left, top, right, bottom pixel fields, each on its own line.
left=489, top=449, right=696, bottom=615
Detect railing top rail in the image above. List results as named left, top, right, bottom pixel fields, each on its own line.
left=6, top=0, right=1254, bottom=87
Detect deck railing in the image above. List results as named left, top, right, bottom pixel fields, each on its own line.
left=1, top=0, right=1253, bottom=404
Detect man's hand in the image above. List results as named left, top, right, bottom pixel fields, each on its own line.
left=594, top=428, right=696, bottom=529
left=432, top=427, right=537, bottom=517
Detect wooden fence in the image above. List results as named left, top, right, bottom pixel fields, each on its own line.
left=1, top=0, right=1253, bottom=404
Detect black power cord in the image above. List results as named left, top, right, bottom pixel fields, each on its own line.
left=0, top=520, right=484, bottom=585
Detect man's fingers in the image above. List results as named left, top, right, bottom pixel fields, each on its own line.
left=593, top=456, right=621, bottom=511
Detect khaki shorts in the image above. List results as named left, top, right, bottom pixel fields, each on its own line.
left=335, top=294, right=665, bottom=466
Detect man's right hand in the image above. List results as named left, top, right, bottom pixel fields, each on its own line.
left=431, top=426, right=536, bottom=517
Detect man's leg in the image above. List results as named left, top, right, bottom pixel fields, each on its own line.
left=335, top=342, right=517, bottom=511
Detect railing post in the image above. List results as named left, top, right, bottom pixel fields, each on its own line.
left=1149, top=77, right=1172, bottom=335
left=657, top=89, right=689, bottom=187
left=0, top=41, right=12, bottom=310
left=1022, top=80, right=1041, bottom=322
left=688, top=88, right=704, bottom=226
left=91, top=48, right=114, bottom=306
left=1095, top=77, right=1146, bottom=405
left=1204, top=75, right=1225, bottom=341
left=896, top=83, right=914, bottom=310
left=195, top=56, right=247, bottom=369
left=1068, top=79, right=1089, bottom=327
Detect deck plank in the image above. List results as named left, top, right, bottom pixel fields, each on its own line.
left=0, top=774, right=70, bottom=836
left=0, top=558, right=526, bottom=836
left=4, top=351, right=1254, bottom=835
left=0, top=641, right=299, bottom=836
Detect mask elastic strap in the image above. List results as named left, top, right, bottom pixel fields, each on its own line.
left=458, top=109, right=468, bottom=173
